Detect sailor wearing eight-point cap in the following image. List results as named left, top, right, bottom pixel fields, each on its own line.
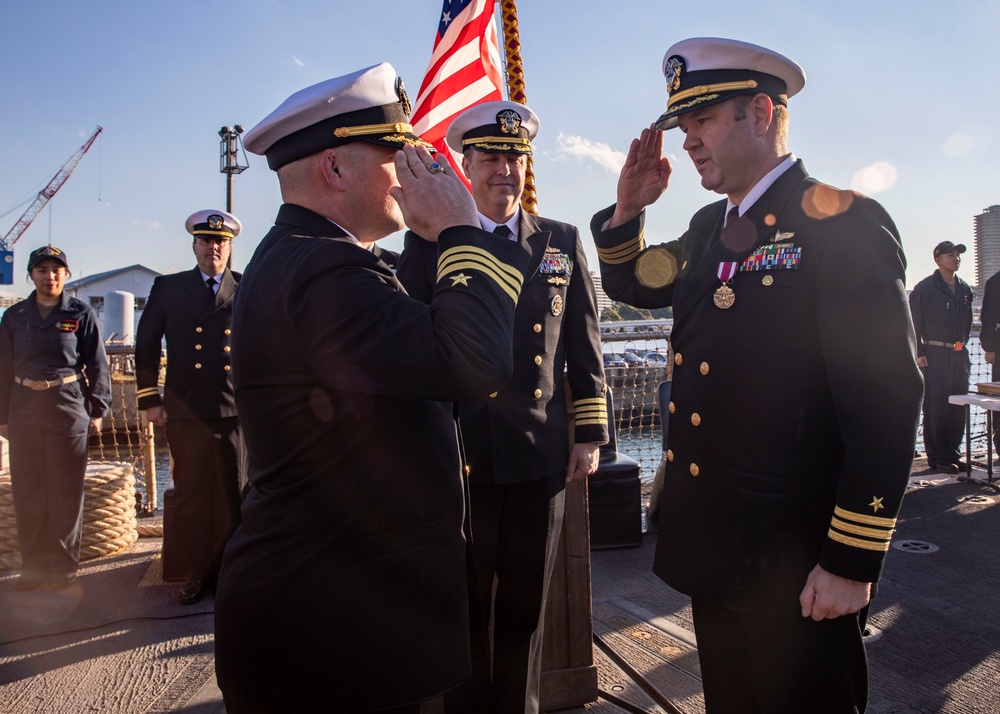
left=134, top=209, right=244, bottom=606
left=590, top=38, right=923, bottom=712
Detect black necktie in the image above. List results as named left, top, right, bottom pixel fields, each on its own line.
left=206, top=277, right=217, bottom=295
left=725, top=205, right=740, bottom=228
left=492, top=224, right=512, bottom=239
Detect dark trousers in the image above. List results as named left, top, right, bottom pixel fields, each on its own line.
left=992, top=361, right=1000, bottom=455
left=224, top=694, right=420, bottom=714
left=691, top=599, right=868, bottom=714
left=445, top=479, right=566, bottom=714
left=8, top=424, right=88, bottom=576
left=921, top=347, right=970, bottom=465
left=165, top=417, right=243, bottom=581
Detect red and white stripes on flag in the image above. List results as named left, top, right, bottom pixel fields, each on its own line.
left=410, top=0, right=504, bottom=188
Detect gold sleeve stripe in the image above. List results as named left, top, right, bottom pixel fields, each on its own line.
left=827, top=529, right=891, bottom=552
left=438, top=247, right=523, bottom=302
left=597, top=232, right=646, bottom=265
left=833, top=506, right=897, bottom=528
left=830, top=517, right=894, bottom=542
left=575, top=417, right=608, bottom=427
left=574, top=397, right=607, bottom=409
left=136, top=387, right=160, bottom=398
left=441, top=262, right=521, bottom=303
left=574, top=411, right=608, bottom=424
left=439, top=246, right=523, bottom=288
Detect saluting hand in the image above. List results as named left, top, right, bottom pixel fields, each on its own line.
left=608, top=125, right=672, bottom=229
left=390, top=145, right=478, bottom=242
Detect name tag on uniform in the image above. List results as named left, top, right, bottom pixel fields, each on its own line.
left=55, top=320, right=79, bottom=333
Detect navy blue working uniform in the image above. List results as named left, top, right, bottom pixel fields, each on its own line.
left=0, top=289, right=110, bottom=579
left=909, top=269, right=973, bottom=469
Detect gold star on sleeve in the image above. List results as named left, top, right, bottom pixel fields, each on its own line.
left=449, top=273, right=472, bottom=287
left=868, top=496, right=884, bottom=513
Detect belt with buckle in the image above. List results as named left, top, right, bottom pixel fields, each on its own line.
left=925, top=340, right=964, bottom=351
left=14, top=373, right=82, bottom=390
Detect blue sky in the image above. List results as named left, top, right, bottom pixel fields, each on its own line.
left=1, top=1, right=998, bottom=297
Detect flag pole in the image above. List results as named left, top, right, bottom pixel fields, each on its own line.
left=498, top=0, right=537, bottom=215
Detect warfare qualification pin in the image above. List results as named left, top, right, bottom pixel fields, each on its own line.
left=714, top=261, right=737, bottom=309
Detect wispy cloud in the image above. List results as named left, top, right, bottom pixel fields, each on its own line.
left=556, top=132, right=626, bottom=174
left=292, top=55, right=305, bottom=67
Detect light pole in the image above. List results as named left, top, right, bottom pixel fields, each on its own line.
left=219, top=125, right=249, bottom=267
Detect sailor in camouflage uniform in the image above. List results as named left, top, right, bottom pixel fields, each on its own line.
left=590, top=38, right=922, bottom=713
left=397, top=101, right=608, bottom=714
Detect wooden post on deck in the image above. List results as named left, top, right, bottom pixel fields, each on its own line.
left=537, top=384, right=599, bottom=710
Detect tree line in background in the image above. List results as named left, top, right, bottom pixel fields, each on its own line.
left=600, top=302, right=673, bottom=322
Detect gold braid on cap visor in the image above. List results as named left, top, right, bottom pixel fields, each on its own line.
left=463, top=136, right=531, bottom=148
left=666, top=79, right=759, bottom=109
left=192, top=230, right=235, bottom=239
left=333, top=122, right=432, bottom=148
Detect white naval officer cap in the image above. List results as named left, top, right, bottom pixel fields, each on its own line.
left=185, top=209, right=241, bottom=240
left=655, top=37, right=806, bottom=130
left=243, top=62, right=431, bottom=170
left=445, top=100, right=539, bottom=155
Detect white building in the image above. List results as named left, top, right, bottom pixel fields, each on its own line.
left=590, top=271, right=614, bottom=319
left=64, top=264, right=161, bottom=324
left=975, top=206, right=1000, bottom=298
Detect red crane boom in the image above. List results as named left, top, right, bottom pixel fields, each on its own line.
left=1, top=125, right=103, bottom=250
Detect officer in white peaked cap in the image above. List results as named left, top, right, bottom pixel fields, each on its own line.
left=590, top=37, right=922, bottom=714
left=445, top=99, right=539, bottom=155
left=185, top=209, right=241, bottom=240
left=215, top=65, right=532, bottom=714
left=399, top=97, right=608, bottom=714
left=243, top=62, right=431, bottom=171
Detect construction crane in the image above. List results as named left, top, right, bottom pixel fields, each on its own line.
left=1, top=126, right=103, bottom=284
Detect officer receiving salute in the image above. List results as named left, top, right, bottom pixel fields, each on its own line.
left=397, top=101, right=608, bottom=714
left=590, top=38, right=922, bottom=712
left=213, top=64, right=529, bottom=714
left=134, top=210, right=244, bottom=606
left=909, top=241, right=973, bottom=474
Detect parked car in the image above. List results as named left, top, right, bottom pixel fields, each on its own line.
left=644, top=351, right=669, bottom=365
left=622, top=352, right=647, bottom=367
left=603, top=352, right=626, bottom=368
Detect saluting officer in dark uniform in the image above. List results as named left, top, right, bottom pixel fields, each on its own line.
left=909, top=241, right=974, bottom=474
left=590, top=38, right=923, bottom=712
left=0, top=245, right=111, bottom=589
left=134, top=210, right=243, bottom=605
left=397, top=101, right=608, bottom=714
left=213, top=63, right=530, bottom=714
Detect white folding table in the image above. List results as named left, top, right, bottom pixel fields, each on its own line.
left=947, top=393, right=1000, bottom=492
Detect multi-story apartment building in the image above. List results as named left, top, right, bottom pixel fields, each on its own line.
left=975, top=206, right=1000, bottom=303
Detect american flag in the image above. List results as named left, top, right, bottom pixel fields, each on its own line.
left=410, top=0, right=504, bottom=187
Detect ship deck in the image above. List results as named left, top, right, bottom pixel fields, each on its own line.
left=2, top=459, right=999, bottom=713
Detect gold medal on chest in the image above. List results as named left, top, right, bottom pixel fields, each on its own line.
left=714, top=261, right=738, bottom=310
left=713, top=284, right=735, bottom=309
